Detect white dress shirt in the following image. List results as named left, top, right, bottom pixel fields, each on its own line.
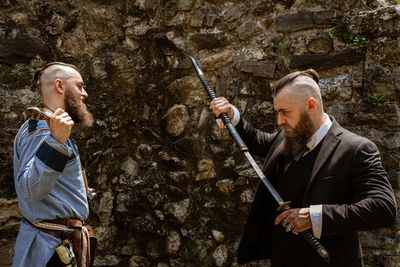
left=305, top=114, right=332, bottom=238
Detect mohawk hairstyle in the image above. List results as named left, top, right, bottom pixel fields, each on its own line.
left=273, top=69, right=320, bottom=96
left=33, top=62, right=80, bottom=86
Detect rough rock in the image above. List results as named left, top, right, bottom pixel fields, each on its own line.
left=215, top=179, right=234, bottom=195
left=167, top=75, right=208, bottom=107
left=166, top=230, right=181, bottom=254
left=240, top=189, right=255, bottom=203
left=237, top=19, right=264, bottom=40
left=163, top=199, right=190, bottom=223
left=239, top=60, right=276, bottom=78
left=319, top=74, right=352, bottom=101
left=167, top=0, right=196, bottom=11
left=0, top=36, right=50, bottom=65
left=191, top=32, right=228, bottom=50
left=130, top=256, right=150, bottom=267
left=164, top=104, right=190, bottom=136
left=346, top=6, right=400, bottom=37
left=290, top=50, right=364, bottom=71
left=276, top=10, right=335, bottom=32
left=211, top=230, right=225, bottom=242
left=121, top=157, right=140, bottom=177
left=173, top=136, right=206, bottom=157
left=196, top=159, right=217, bottom=180
left=307, top=33, right=333, bottom=53
left=212, top=244, right=228, bottom=266
left=251, top=1, right=275, bottom=15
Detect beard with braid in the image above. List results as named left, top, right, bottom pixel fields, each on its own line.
left=282, top=109, right=314, bottom=158
left=64, top=88, right=94, bottom=127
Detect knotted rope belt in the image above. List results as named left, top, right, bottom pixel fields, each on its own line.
left=29, top=218, right=96, bottom=267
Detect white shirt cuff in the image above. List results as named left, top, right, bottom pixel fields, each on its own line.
left=216, top=104, right=241, bottom=127
left=231, top=105, right=240, bottom=126
left=310, top=204, right=323, bottom=239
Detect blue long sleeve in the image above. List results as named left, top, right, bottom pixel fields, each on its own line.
left=13, top=119, right=89, bottom=267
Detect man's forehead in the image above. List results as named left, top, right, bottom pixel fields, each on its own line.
left=65, top=69, right=83, bottom=82
left=273, top=87, right=298, bottom=108
left=68, top=72, right=83, bottom=81
left=274, top=86, right=296, bottom=100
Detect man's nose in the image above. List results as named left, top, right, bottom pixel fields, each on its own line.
left=81, top=88, right=88, bottom=99
left=277, top=114, right=286, bottom=126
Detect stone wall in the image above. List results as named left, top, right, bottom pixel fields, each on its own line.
left=0, top=0, right=399, bottom=266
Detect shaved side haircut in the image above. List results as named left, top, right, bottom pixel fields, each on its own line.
left=34, top=62, right=80, bottom=87
left=273, top=69, right=320, bottom=96
left=273, top=69, right=323, bottom=112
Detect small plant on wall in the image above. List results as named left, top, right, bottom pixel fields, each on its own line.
left=365, top=92, right=391, bottom=108
left=349, top=34, right=370, bottom=53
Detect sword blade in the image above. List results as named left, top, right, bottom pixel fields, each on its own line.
left=243, top=151, right=284, bottom=204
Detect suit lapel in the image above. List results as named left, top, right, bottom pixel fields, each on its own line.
left=262, top=130, right=285, bottom=178
left=303, top=117, right=343, bottom=202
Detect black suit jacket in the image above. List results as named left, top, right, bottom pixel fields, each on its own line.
left=236, top=116, right=397, bottom=266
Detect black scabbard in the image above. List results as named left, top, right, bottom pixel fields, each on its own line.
left=189, top=56, right=248, bottom=152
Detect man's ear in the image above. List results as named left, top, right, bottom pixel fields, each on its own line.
left=55, top=79, right=64, bottom=94
left=307, top=97, right=317, bottom=112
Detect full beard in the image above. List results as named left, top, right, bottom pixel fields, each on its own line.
left=65, top=89, right=94, bottom=127
left=282, top=110, right=314, bottom=158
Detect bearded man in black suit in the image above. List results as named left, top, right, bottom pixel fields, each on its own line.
left=210, top=69, right=397, bottom=267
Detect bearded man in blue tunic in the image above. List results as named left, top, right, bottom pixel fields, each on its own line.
left=13, top=62, right=95, bottom=267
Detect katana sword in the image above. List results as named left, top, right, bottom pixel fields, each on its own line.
left=189, top=55, right=330, bottom=263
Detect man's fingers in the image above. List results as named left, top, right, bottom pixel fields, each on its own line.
left=51, top=110, right=73, bottom=122
left=214, top=102, right=230, bottom=111
left=53, top=108, right=65, bottom=115
left=55, top=113, right=70, bottom=121
left=275, top=210, right=290, bottom=225
left=210, top=97, right=228, bottom=110
left=293, top=226, right=303, bottom=233
left=61, top=117, right=74, bottom=125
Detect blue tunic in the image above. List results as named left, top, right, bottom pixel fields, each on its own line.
left=13, top=119, right=89, bottom=267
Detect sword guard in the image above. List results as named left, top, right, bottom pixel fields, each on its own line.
left=277, top=201, right=291, bottom=211
left=24, top=107, right=52, bottom=121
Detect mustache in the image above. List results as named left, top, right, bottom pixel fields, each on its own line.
left=281, top=124, right=295, bottom=133
left=281, top=124, right=292, bottom=129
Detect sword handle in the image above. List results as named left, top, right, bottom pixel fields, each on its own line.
left=278, top=202, right=330, bottom=263
left=24, top=107, right=52, bottom=120
left=302, top=230, right=330, bottom=263
left=189, top=56, right=248, bottom=152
